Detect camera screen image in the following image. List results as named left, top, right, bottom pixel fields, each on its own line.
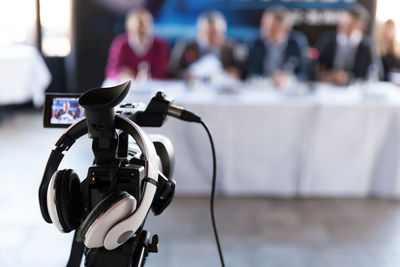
left=50, top=97, right=85, bottom=125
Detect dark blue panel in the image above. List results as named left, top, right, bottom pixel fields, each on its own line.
left=155, top=0, right=355, bottom=25
left=153, top=0, right=355, bottom=42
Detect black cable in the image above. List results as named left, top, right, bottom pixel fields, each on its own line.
left=166, top=103, right=225, bottom=265
left=200, top=120, right=226, bottom=267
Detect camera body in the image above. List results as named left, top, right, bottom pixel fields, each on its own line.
left=81, top=162, right=145, bottom=220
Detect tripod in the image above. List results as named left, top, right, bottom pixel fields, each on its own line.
left=67, top=228, right=159, bottom=267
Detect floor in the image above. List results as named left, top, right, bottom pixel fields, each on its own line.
left=2, top=111, right=400, bottom=267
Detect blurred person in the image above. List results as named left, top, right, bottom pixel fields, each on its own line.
left=377, top=19, right=400, bottom=81
left=56, top=102, right=73, bottom=119
left=105, top=8, right=169, bottom=81
left=74, top=106, right=85, bottom=120
left=170, top=10, right=243, bottom=80
left=315, top=4, right=374, bottom=85
left=247, top=8, right=309, bottom=87
left=56, top=102, right=74, bottom=122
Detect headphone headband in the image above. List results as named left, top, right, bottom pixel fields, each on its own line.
left=114, top=114, right=159, bottom=181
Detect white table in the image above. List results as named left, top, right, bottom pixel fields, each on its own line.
left=0, top=44, right=51, bottom=107
left=118, top=80, right=400, bottom=197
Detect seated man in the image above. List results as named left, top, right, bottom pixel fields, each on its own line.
left=56, top=102, right=73, bottom=120
left=170, top=10, right=243, bottom=80
left=247, top=8, right=309, bottom=86
left=105, top=8, right=169, bottom=81
left=315, top=4, right=374, bottom=85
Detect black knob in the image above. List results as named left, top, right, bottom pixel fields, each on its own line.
left=148, top=234, right=159, bottom=253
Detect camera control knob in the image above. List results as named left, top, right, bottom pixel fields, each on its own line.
left=148, top=234, right=159, bottom=253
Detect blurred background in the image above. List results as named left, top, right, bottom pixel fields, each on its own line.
left=4, top=0, right=400, bottom=266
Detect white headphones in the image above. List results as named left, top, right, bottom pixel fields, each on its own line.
left=41, top=114, right=159, bottom=250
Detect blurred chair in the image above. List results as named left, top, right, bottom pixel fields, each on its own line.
left=0, top=44, right=51, bottom=107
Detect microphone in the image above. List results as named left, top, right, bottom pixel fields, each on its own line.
left=142, top=91, right=202, bottom=124
left=167, top=104, right=201, bottom=123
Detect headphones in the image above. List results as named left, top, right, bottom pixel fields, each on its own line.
left=38, top=114, right=159, bottom=250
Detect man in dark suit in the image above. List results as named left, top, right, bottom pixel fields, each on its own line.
left=170, top=11, right=243, bottom=80
left=56, top=102, right=74, bottom=120
left=315, top=4, right=374, bottom=85
left=248, top=9, right=309, bottom=86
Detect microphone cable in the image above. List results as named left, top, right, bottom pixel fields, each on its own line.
left=200, top=120, right=226, bottom=267
left=167, top=105, right=226, bottom=266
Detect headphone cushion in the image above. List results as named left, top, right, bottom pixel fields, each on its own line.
left=47, top=171, right=63, bottom=232
left=79, top=191, right=136, bottom=248
left=55, top=169, right=82, bottom=233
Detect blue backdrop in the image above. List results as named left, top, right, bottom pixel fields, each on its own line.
left=152, top=0, right=355, bottom=41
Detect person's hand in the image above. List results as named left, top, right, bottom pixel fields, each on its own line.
left=117, top=67, right=135, bottom=82
left=271, top=70, right=290, bottom=88
left=225, top=67, right=241, bottom=79
left=184, top=72, right=196, bottom=83
left=321, top=70, right=350, bottom=86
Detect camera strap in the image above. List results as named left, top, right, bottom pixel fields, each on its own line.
left=103, top=165, right=120, bottom=196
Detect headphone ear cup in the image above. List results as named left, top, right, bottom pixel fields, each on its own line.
left=78, top=191, right=136, bottom=248
left=56, top=169, right=82, bottom=233
left=47, top=170, right=64, bottom=232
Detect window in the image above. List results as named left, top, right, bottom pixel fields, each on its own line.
left=376, top=0, right=400, bottom=37
left=40, top=0, right=72, bottom=56
left=0, top=0, right=36, bottom=45
left=0, top=0, right=72, bottom=57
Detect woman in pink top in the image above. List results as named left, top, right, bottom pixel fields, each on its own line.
left=105, top=8, right=170, bottom=81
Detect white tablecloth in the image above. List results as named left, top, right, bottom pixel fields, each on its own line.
left=116, top=80, right=400, bottom=197
left=0, top=44, right=51, bottom=107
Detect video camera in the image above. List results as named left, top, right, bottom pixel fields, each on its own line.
left=38, top=81, right=192, bottom=266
